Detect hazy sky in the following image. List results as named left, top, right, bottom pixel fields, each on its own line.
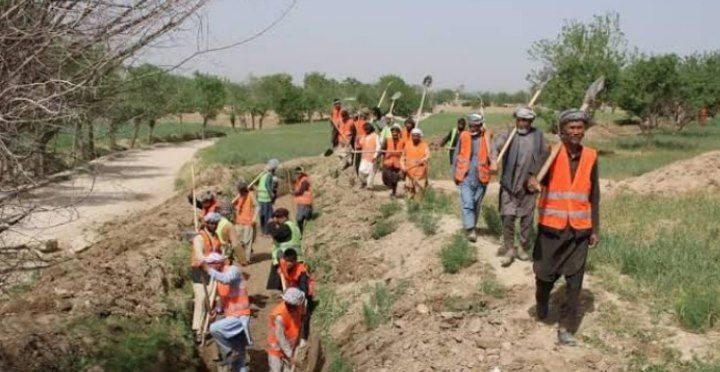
left=141, top=0, right=720, bottom=91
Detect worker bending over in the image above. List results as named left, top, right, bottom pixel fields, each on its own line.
left=267, top=288, right=306, bottom=372
left=203, top=253, right=252, bottom=372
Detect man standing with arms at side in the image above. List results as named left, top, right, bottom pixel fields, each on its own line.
left=529, top=109, right=600, bottom=346
left=257, top=159, right=279, bottom=235
left=438, top=118, right=466, bottom=165
left=292, top=166, right=313, bottom=234
left=490, top=106, right=548, bottom=267
left=453, top=113, right=492, bottom=242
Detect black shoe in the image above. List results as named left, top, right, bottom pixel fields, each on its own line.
left=536, top=303, right=549, bottom=320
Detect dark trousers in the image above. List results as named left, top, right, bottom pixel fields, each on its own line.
left=501, top=214, right=534, bottom=251
left=448, top=149, right=455, bottom=166
left=381, top=167, right=401, bottom=195
left=296, top=204, right=313, bottom=234
left=353, top=152, right=361, bottom=175
left=535, top=268, right=585, bottom=332
left=301, top=296, right=315, bottom=340
left=259, top=202, right=273, bottom=234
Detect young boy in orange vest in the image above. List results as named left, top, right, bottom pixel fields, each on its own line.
left=528, top=109, right=600, bottom=346
left=267, top=287, right=306, bottom=372
left=232, top=180, right=257, bottom=265
left=357, top=122, right=380, bottom=189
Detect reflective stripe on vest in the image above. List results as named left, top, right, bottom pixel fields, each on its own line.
left=267, top=302, right=302, bottom=357
left=217, top=271, right=251, bottom=317
left=446, top=127, right=458, bottom=150
left=537, top=145, right=597, bottom=230
left=217, top=217, right=233, bottom=245
left=257, top=172, right=272, bottom=203
left=293, top=175, right=313, bottom=206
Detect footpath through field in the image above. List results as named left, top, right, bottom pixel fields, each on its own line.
left=4, top=140, right=214, bottom=253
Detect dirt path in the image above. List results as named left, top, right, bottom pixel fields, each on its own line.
left=4, top=140, right=213, bottom=253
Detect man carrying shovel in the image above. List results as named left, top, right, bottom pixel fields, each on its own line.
left=529, top=109, right=600, bottom=346
left=490, top=105, right=548, bottom=266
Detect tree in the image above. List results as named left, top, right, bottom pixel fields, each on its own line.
left=194, top=72, right=226, bottom=138
left=375, top=75, right=421, bottom=117
left=527, top=12, right=628, bottom=111
left=226, top=82, right=251, bottom=129
left=676, top=52, right=720, bottom=128
left=304, top=72, right=339, bottom=121
left=127, top=64, right=174, bottom=145
left=616, top=54, right=680, bottom=133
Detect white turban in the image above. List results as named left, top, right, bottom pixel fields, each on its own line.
left=513, top=106, right=536, bottom=120
left=202, top=252, right=225, bottom=264
left=468, top=113, right=484, bottom=124
left=410, top=128, right=423, bottom=137
left=282, top=287, right=306, bottom=306
left=266, top=158, right=280, bottom=171
left=203, top=212, right=222, bottom=223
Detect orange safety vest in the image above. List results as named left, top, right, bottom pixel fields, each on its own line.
left=454, top=130, right=493, bottom=184
left=537, top=145, right=597, bottom=230
left=360, top=133, right=378, bottom=162
left=190, top=229, right=222, bottom=267
left=293, top=174, right=313, bottom=206
left=403, top=140, right=430, bottom=179
left=233, top=194, right=254, bottom=226
left=331, top=107, right=342, bottom=126
left=383, top=137, right=404, bottom=169
left=278, top=259, right=315, bottom=296
left=267, top=302, right=303, bottom=358
left=338, top=119, right=353, bottom=145
left=216, top=267, right=252, bottom=317
left=401, top=128, right=412, bottom=145
left=354, top=118, right=367, bottom=146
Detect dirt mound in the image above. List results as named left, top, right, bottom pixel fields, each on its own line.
left=613, top=151, right=720, bottom=195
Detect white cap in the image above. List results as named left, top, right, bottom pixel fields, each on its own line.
left=410, top=128, right=423, bottom=137
left=282, top=287, right=306, bottom=305
left=202, top=252, right=225, bottom=264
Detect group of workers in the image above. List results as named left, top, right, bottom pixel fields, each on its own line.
left=330, top=98, right=430, bottom=199
left=188, top=160, right=315, bottom=372
left=331, top=98, right=600, bottom=346
left=185, top=97, right=601, bottom=372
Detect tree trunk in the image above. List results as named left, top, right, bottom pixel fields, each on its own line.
left=85, top=121, right=95, bottom=159
left=34, top=127, right=60, bottom=176
left=259, top=114, right=265, bottom=130
left=108, top=121, right=119, bottom=151
left=73, top=121, right=84, bottom=161
left=230, top=113, right=236, bottom=130
left=147, top=118, right=156, bottom=144
left=251, top=115, right=256, bottom=130
left=130, top=117, right=141, bottom=148
left=202, top=116, right=208, bottom=139
left=177, top=113, right=183, bottom=124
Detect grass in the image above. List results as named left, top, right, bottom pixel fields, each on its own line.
left=362, top=281, right=408, bottom=330
left=478, top=276, right=506, bottom=299
left=371, top=219, right=396, bottom=239
left=379, top=201, right=402, bottom=218
left=586, top=121, right=720, bottom=180
left=481, top=203, right=502, bottom=237
left=592, top=193, right=720, bottom=332
left=439, top=232, right=477, bottom=274
left=406, top=188, right=453, bottom=235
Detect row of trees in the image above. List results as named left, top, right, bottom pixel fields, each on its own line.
left=527, top=12, right=720, bottom=133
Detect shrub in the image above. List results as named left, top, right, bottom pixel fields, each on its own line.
left=439, top=232, right=477, bottom=273
left=481, top=205, right=502, bottom=237
left=371, top=219, right=395, bottom=239
left=479, top=277, right=506, bottom=299
left=380, top=201, right=402, bottom=218
left=362, top=281, right=408, bottom=329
